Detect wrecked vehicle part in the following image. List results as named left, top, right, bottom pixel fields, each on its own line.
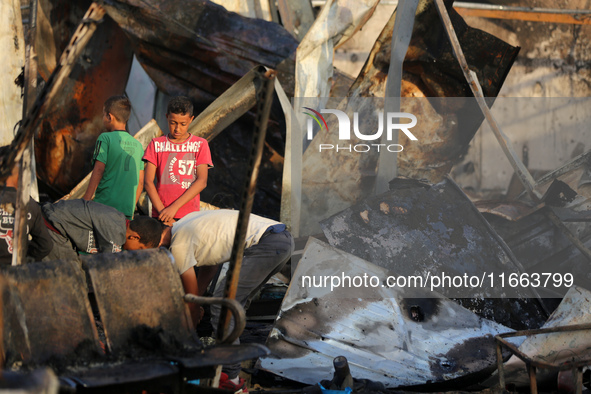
left=298, top=0, right=518, bottom=235
left=260, top=238, right=518, bottom=388
left=320, top=177, right=549, bottom=329
left=33, top=0, right=133, bottom=196
left=486, top=286, right=591, bottom=389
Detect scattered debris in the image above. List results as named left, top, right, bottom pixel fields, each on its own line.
left=260, top=237, right=518, bottom=389
left=320, top=177, right=549, bottom=329
left=486, top=286, right=591, bottom=390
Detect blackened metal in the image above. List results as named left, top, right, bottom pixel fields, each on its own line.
left=217, top=69, right=276, bottom=342
left=0, top=259, right=101, bottom=368
left=346, top=0, right=520, bottom=184
left=320, top=177, right=548, bottom=329
left=82, top=249, right=196, bottom=354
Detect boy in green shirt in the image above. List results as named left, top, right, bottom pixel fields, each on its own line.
left=83, top=96, right=144, bottom=219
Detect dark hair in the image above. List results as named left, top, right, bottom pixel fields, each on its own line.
left=129, top=216, right=164, bottom=248
left=104, top=95, right=131, bottom=123
left=0, top=145, right=10, bottom=160
left=167, top=96, right=193, bottom=117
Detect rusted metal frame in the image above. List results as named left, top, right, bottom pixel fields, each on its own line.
left=183, top=295, right=246, bottom=344
left=12, top=0, right=38, bottom=266
left=216, top=69, right=277, bottom=342
left=375, top=0, right=419, bottom=194
left=454, top=3, right=591, bottom=25
left=434, top=0, right=591, bottom=264
left=495, top=323, right=591, bottom=391
left=545, top=208, right=591, bottom=262
left=534, top=151, right=591, bottom=189
left=0, top=2, right=106, bottom=183
left=497, top=322, right=591, bottom=339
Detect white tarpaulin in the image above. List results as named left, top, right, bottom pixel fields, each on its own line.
left=0, top=0, right=25, bottom=145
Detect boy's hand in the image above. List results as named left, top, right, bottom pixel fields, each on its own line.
left=158, top=205, right=179, bottom=223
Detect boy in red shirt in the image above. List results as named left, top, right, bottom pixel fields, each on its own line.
left=143, top=97, right=213, bottom=223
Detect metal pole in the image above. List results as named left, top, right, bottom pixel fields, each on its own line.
left=527, top=364, right=538, bottom=394
left=496, top=341, right=506, bottom=389
left=12, top=0, right=38, bottom=266
left=375, top=0, right=419, bottom=194
left=216, top=68, right=277, bottom=342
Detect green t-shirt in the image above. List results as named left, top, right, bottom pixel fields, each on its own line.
left=92, top=131, right=145, bottom=219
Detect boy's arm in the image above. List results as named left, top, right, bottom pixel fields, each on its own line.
left=144, top=162, right=166, bottom=214
left=196, top=265, right=219, bottom=296
left=181, top=268, right=205, bottom=327
left=135, top=169, right=144, bottom=205
left=158, top=164, right=208, bottom=222
left=83, top=160, right=106, bottom=200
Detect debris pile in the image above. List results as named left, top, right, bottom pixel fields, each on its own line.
left=1, top=0, right=590, bottom=392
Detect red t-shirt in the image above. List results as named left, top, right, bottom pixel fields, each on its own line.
left=143, top=134, right=213, bottom=218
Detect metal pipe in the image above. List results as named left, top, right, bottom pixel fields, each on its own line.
left=183, top=295, right=246, bottom=344
left=216, top=68, right=277, bottom=342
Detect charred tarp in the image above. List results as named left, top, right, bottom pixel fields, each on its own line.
left=299, top=0, right=520, bottom=235
left=320, top=177, right=549, bottom=330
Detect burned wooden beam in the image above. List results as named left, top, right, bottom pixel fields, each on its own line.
left=189, top=66, right=267, bottom=142
left=100, top=0, right=298, bottom=104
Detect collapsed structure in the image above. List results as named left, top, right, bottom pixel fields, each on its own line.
left=1, top=0, right=590, bottom=392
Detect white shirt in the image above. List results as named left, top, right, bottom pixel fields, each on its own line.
left=170, top=209, right=280, bottom=274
